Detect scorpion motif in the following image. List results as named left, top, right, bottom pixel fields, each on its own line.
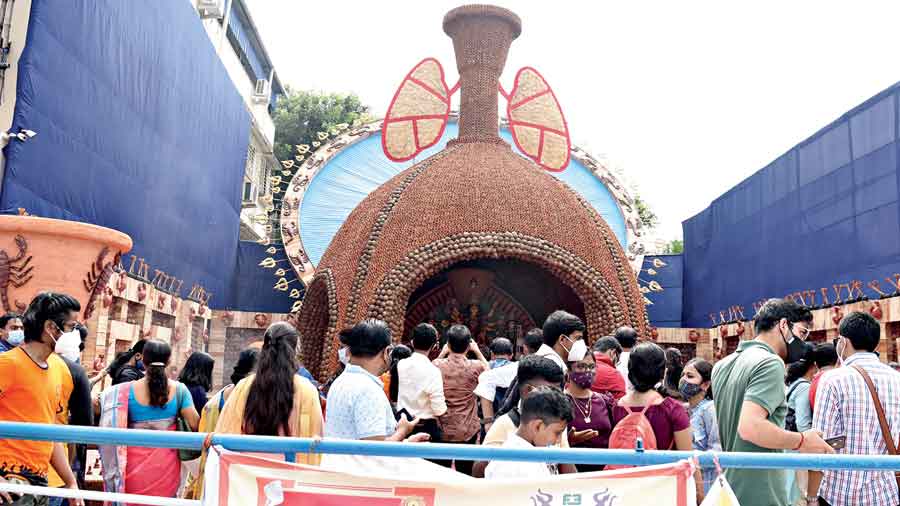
left=0, top=235, right=34, bottom=312
left=82, top=247, right=121, bottom=320
left=530, top=489, right=553, bottom=506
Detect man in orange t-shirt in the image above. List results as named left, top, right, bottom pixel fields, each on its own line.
left=0, top=292, right=84, bottom=506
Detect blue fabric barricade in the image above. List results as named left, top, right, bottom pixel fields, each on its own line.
left=682, top=82, right=900, bottom=327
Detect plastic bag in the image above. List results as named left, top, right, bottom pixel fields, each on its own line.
left=700, top=475, right=741, bottom=506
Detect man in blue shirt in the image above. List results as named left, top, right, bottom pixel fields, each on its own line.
left=0, top=312, right=24, bottom=353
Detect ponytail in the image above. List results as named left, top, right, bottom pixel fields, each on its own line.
left=141, top=339, right=172, bottom=407
left=243, top=322, right=299, bottom=436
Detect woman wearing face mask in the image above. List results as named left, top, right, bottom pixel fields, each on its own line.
left=564, top=351, right=616, bottom=472
left=680, top=358, right=720, bottom=493
left=324, top=319, right=429, bottom=442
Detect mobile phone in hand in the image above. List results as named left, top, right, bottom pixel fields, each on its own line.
left=825, top=435, right=846, bottom=450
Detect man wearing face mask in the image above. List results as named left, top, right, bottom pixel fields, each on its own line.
left=0, top=292, right=85, bottom=506
left=0, top=313, right=24, bottom=353
left=809, top=312, right=900, bottom=506
left=537, top=310, right=587, bottom=374
left=110, top=339, right=146, bottom=385
left=712, top=298, right=834, bottom=506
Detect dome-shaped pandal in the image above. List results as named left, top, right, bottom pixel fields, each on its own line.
left=298, top=5, right=647, bottom=379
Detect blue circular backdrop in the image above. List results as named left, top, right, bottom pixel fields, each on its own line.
left=299, top=123, right=627, bottom=266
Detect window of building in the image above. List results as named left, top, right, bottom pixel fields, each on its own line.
left=258, top=157, right=270, bottom=197
left=245, top=144, right=257, bottom=179
left=242, top=181, right=254, bottom=202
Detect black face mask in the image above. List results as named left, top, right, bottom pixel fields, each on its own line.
left=782, top=325, right=812, bottom=364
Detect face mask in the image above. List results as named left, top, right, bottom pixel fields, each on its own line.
left=678, top=380, right=703, bottom=400
left=54, top=330, right=82, bottom=363
left=338, top=347, right=349, bottom=365
left=570, top=371, right=595, bottom=389
left=6, top=330, right=24, bottom=346
left=781, top=323, right=811, bottom=364
left=564, top=336, right=588, bottom=362
left=836, top=337, right=847, bottom=366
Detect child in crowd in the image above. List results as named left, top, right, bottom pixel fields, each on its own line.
left=485, top=387, right=573, bottom=479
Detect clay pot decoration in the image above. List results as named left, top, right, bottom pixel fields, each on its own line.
left=137, top=283, right=147, bottom=302
left=170, top=297, right=178, bottom=312
left=156, top=294, right=167, bottom=311
left=190, top=306, right=197, bottom=319
left=92, top=354, right=105, bottom=373
left=116, top=273, right=127, bottom=294
left=831, top=306, right=844, bottom=326
left=199, top=304, right=207, bottom=316
left=870, top=301, right=884, bottom=320
left=719, top=324, right=729, bottom=338
left=221, top=311, right=234, bottom=327
left=102, top=287, right=113, bottom=308
left=254, top=313, right=270, bottom=328
left=688, top=329, right=700, bottom=343
left=735, top=321, right=746, bottom=336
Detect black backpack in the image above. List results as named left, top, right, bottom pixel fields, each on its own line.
left=784, top=379, right=810, bottom=432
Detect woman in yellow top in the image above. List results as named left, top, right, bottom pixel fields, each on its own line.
left=215, top=322, right=324, bottom=463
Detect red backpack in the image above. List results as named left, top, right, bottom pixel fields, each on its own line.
left=606, top=400, right=658, bottom=470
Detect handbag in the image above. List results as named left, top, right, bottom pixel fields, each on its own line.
left=176, top=385, right=202, bottom=461
left=851, top=365, right=900, bottom=489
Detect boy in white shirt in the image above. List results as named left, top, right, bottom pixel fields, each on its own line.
left=485, top=387, right=573, bottom=479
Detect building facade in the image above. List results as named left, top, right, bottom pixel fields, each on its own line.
left=192, top=0, right=285, bottom=241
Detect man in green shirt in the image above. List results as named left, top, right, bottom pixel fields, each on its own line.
left=713, top=298, right=834, bottom=506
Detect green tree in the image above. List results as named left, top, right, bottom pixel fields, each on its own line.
left=633, top=195, right=658, bottom=229
left=273, top=88, right=373, bottom=161
left=663, top=239, right=684, bottom=254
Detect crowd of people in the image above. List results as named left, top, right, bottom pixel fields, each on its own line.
left=0, top=293, right=897, bottom=506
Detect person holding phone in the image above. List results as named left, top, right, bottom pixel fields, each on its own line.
left=433, top=325, right=489, bottom=475
left=809, top=312, right=900, bottom=506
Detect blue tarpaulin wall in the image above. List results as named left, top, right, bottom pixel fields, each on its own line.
left=1, top=0, right=250, bottom=304
left=223, top=242, right=301, bottom=313
left=642, top=255, right=683, bottom=328
left=682, top=81, right=900, bottom=327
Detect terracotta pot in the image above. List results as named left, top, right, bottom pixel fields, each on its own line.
left=0, top=215, right=131, bottom=318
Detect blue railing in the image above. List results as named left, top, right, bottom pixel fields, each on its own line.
left=1, top=422, right=899, bottom=471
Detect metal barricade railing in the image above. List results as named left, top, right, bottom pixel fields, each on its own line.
left=1, top=421, right=900, bottom=471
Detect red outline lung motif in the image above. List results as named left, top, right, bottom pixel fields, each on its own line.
left=503, top=67, right=571, bottom=172
left=381, top=58, right=453, bottom=162
left=382, top=60, right=570, bottom=172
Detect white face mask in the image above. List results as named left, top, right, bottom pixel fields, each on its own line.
left=338, top=347, right=349, bottom=365
left=565, top=336, right=588, bottom=362
left=54, top=330, right=82, bottom=363
left=836, top=337, right=847, bottom=366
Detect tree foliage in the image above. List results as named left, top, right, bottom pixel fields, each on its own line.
left=663, top=239, right=684, bottom=254
left=273, top=87, right=373, bottom=161
left=633, top=195, right=658, bottom=229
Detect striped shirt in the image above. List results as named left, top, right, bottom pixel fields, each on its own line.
left=812, top=353, right=900, bottom=506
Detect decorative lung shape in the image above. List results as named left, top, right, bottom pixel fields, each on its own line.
left=506, top=67, right=571, bottom=172
left=382, top=58, right=452, bottom=162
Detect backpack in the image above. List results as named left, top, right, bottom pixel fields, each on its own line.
left=784, top=379, right=810, bottom=433
left=606, top=401, right=658, bottom=470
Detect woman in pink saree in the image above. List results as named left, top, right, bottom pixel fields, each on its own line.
left=99, top=339, right=200, bottom=505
